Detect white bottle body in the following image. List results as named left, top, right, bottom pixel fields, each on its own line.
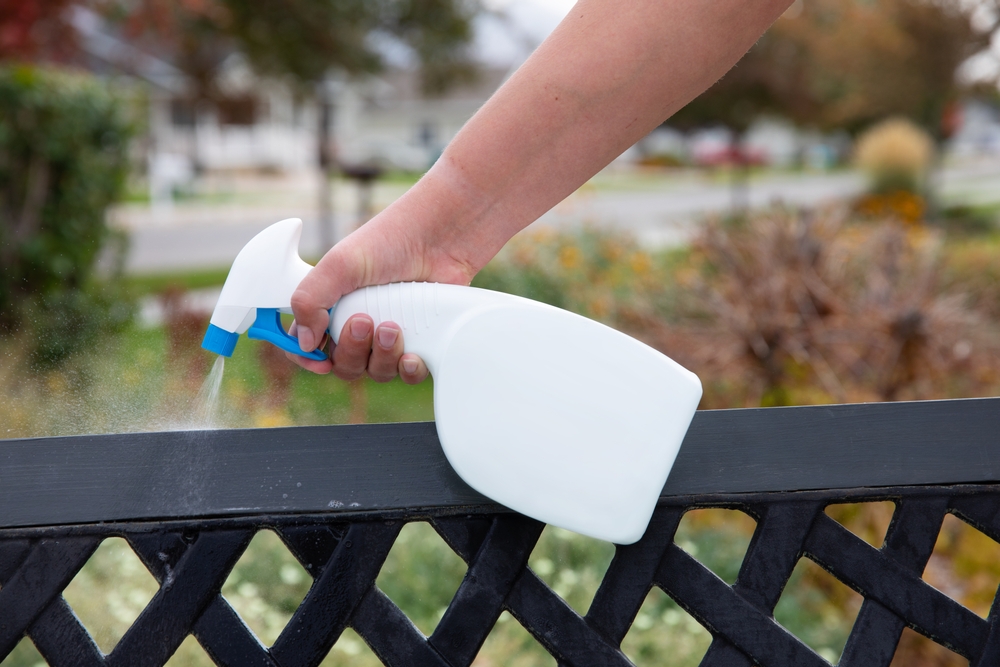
left=330, top=282, right=702, bottom=544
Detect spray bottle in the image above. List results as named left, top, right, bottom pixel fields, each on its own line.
left=203, top=218, right=702, bottom=544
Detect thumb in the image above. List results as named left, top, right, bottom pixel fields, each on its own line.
left=290, top=248, right=360, bottom=353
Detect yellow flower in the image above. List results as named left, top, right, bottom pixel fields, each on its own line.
left=559, top=245, right=582, bottom=269
left=629, top=252, right=651, bottom=275
left=254, top=410, right=291, bottom=428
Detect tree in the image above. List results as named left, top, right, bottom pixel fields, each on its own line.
left=222, top=0, right=477, bottom=249
left=0, top=66, right=133, bottom=364
left=0, top=0, right=77, bottom=63
left=673, top=0, right=995, bottom=138
left=96, top=0, right=478, bottom=250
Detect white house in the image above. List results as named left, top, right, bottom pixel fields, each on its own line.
left=71, top=6, right=522, bottom=189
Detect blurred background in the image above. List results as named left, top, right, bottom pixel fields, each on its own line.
left=3, top=0, right=1000, bottom=665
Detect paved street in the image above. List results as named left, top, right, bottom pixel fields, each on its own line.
left=113, top=161, right=1000, bottom=273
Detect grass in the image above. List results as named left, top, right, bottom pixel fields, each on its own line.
left=123, top=268, right=233, bottom=297
left=0, top=320, right=435, bottom=439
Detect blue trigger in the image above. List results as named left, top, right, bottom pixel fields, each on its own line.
left=247, top=308, right=327, bottom=361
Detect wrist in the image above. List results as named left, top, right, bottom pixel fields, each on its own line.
left=380, top=157, right=510, bottom=280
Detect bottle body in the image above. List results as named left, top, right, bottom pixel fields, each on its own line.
left=330, top=282, right=702, bottom=544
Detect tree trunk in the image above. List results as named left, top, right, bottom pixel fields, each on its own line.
left=317, top=90, right=336, bottom=254
left=730, top=132, right=750, bottom=218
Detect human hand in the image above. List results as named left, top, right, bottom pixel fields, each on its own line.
left=285, top=313, right=428, bottom=383
left=286, top=179, right=482, bottom=383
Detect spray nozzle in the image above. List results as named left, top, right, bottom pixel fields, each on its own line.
left=202, top=324, right=240, bottom=357
left=201, top=218, right=320, bottom=359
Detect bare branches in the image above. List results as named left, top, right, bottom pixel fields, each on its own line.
left=655, top=208, right=1000, bottom=407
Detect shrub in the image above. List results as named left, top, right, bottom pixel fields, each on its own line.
left=0, top=65, right=134, bottom=364
left=472, top=227, right=679, bottom=327
left=854, top=117, right=934, bottom=195
left=657, top=208, right=1000, bottom=407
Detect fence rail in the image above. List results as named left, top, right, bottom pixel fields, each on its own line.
left=1, top=397, right=999, bottom=666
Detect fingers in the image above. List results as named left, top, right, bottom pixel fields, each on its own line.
left=289, top=287, right=331, bottom=353
left=367, top=323, right=404, bottom=382
left=285, top=321, right=333, bottom=374
left=286, top=313, right=430, bottom=384
left=331, top=315, right=374, bottom=381
left=332, top=316, right=429, bottom=384
left=399, top=354, right=429, bottom=385
left=290, top=249, right=357, bottom=352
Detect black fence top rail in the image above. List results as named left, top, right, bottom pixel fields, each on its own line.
left=1, top=397, right=998, bottom=530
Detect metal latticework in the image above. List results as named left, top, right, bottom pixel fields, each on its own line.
left=3, top=485, right=1000, bottom=666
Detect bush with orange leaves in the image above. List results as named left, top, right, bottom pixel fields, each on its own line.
left=652, top=208, right=1000, bottom=408
left=472, top=226, right=675, bottom=326
left=851, top=118, right=935, bottom=225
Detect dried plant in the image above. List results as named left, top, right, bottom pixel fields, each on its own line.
left=474, top=226, right=676, bottom=328
left=161, top=286, right=212, bottom=391
left=637, top=208, right=1000, bottom=407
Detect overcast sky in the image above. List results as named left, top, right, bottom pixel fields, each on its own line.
left=473, top=0, right=576, bottom=66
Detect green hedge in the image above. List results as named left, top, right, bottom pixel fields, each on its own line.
left=0, top=65, right=134, bottom=365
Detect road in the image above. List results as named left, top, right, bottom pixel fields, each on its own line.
left=112, top=161, right=999, bottom=274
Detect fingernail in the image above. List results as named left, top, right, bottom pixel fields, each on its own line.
left=350, top=318, right=371, bottom=340
left=402, top=358, right=418, bottom=374
left=377, top=326, right=398, bottom=349
left=299, top=329, right=316, bottom=352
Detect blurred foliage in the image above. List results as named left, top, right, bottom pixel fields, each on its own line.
left=673, top=0, right=994, bottom=137
left=0, top=0, right=76, bottom=63
left=669, top=210, right=1000, bottom=407
left=95, top=0, right=478, bottom=99
left=0, top=321, right=434, bottom=440
left=221, top=0, right=478, bottom=95
left=472, top=227, right=682, bottom=328
left=854, top=117, right=935, bottom=195
left=936, top=204, right=999, bottom=238
left=854, top=190, right=927, bottom=225
left=376, top=522, right=470, bottom=635
left=475, top=213, right=1000, bottom=409
left=221, top=530, right=313, bottom=646
left=0, top=65, right=134, bottom=366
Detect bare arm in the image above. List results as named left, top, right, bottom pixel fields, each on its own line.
left=290, top=0, right=792, bottom=379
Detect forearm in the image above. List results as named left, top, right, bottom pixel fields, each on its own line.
left=393, top=0, right=792, bottom=273
left=290, top=0, right=793, bottom=364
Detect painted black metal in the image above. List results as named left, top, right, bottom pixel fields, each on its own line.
left=2, top=399, right=1000, bottom=665
left=2, top=396, right=1000, bottom=530
left=1, top=488, right=1000, bottom=665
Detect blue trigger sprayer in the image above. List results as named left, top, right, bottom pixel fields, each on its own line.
left=202, top=218, right=702, bottom=544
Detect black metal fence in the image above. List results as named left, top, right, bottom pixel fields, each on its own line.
left=2, top=397, right=1000, bottom=666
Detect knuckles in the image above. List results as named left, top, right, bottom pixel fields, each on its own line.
left=289, top=289, right=325, bottom=323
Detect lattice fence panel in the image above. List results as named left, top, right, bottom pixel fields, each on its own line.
left=3, top=486, right=1000, bottom=666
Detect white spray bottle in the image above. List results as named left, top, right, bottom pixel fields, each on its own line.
left=203, top=218, right=702, bottom=544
